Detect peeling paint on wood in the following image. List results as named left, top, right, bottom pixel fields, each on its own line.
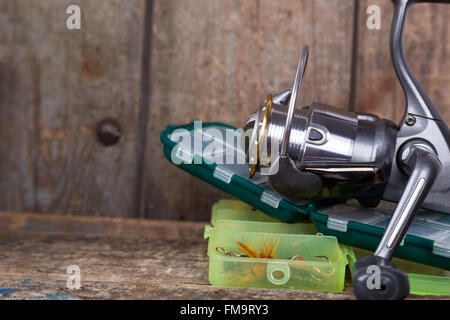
left=0, top=212, right=448, bottom=300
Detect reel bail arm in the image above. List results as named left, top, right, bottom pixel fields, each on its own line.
left=268, top=47, right=324, bottom=198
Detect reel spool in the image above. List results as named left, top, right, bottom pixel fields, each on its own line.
left=244, top=47, right=397, bottom=206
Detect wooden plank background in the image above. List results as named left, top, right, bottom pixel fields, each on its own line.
left=0, top=0, right=146, bottom=217
left=0, top=0, right=448, bottom=221
left=353, top=0, right=450, bottom=124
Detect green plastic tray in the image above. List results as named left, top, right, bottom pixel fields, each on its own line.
left=312, top=204, right=450, bottom=270
left=161, top=122, right=312, bottom=223
left=161, top=121, right=450, bottom=271
left=205, top=200, right=450, bottom=296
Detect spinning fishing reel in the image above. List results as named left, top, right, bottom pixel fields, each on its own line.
left=243, top=0, right=450, bottom=299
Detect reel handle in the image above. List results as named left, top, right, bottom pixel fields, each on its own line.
left=374, top=141, right=442, bottom=259
left=352, top=0, right=449, bottom=300
left=352, top=140, right=442, bottom=300
left=353, top=141, right=441, bottom=300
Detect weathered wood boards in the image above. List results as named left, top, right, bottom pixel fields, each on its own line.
left=353, top=0, right=450, bottom=124
left=142, top=0, right=355, bottom=220
left=0, top=231, right=356, bottom=300
left=0, top=0, right=448, bottom=220
left=142, top=0, right=449, bottom=221
left=0, top=212, right=446, bottom=299
left=0, top=0, right=146, bottom=217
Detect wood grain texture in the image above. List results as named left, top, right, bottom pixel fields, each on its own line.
left=0, top=213, right=446, bottom=300
left=1, top=1, right=448, bottom=221
left=0, top=232, right=357, bottom=300
left=0, top=0, right=145, bottom=217
left=0, top=211, right=205, bottom=241
left=142, top=0, right=355, bottom=220
left=353, top=0, right=450, bottom=124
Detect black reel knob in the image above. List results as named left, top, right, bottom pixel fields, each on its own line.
left=352, top=255, right=409, bottom=300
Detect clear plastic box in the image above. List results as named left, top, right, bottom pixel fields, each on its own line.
left=204, top=200, right=355, bottom=292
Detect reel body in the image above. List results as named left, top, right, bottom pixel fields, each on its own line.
left=243, top=0, right=450, bottom=300
left=244, top=97, right=398, bottom=208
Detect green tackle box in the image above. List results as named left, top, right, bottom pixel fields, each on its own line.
left=160, top=121, right=450, bottom=271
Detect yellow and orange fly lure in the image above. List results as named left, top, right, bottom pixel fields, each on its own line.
left=228, top=238, right=281, bottom=286
left=236, top=238, right=281, bottom=259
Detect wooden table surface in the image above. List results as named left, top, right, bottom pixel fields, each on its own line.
left=0, top=212, right=447, bottom=300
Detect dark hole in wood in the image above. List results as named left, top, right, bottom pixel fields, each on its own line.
left=96, top=118, right=121, bottom=146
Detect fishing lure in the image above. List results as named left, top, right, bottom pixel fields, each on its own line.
left=215, top=238, right=335, bottom=286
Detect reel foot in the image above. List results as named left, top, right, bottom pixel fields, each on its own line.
left=352, top=255, right=410, bottom=300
